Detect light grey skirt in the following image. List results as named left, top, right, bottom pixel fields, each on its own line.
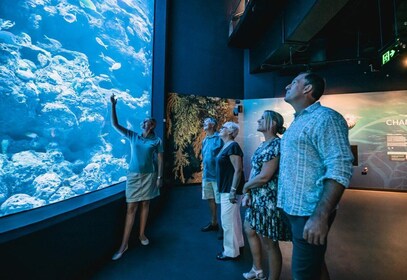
left=126, top=172, right=159, bottom=203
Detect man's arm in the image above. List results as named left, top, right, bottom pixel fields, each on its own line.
left=303, top=111, right=353, bottom=245
left=303, top=179, right=345, bottom=245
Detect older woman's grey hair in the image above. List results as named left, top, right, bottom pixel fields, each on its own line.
left=222, top=121, right=240, bottom=139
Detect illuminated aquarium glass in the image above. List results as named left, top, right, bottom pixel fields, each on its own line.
left=0, top=0, right=154, bottom=217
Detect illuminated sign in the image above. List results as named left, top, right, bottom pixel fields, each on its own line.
left=382, top=48, right=397, bottom=65
left=381, top=38, right=404, bottom=66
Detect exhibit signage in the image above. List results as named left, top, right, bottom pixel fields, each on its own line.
left=243, top=90, right=407, bottom=190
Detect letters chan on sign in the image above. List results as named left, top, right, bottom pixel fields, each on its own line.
left=385, top=119, right=407, bottom=126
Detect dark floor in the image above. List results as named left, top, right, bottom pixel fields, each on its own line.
left=90, top=186, right=407, bottom=280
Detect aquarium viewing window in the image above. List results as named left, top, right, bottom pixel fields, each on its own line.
left=0, top=0, right=155, bottom=217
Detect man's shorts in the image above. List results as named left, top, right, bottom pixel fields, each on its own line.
left=202, top=180, right=220, bottom=204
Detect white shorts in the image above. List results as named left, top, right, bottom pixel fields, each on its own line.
left=202, top=180, right=220, bottom=204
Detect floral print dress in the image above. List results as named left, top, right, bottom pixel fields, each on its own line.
left=245, top=137, right=291, bottom=241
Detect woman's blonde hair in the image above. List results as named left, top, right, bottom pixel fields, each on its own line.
left=264, top=110, right=286, bottom=135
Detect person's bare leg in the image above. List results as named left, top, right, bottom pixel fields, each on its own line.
left=139, top=200, right=150, bottom=240
left=261, top=237, right=282, bottom=280
left=244, top=220, right=263, bottom=271
left=208, top=198, right=218, bottom=225
left=117, top=202, right=138, bottom=252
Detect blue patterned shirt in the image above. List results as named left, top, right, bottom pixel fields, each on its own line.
left=277, top=102, right=354, bottom=216
left=202, top=132, right=223, bottom=181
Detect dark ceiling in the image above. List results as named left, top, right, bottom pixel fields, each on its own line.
left=228, top=0, right=407, bottom=74
left=303, top=0, right=405, bottom=62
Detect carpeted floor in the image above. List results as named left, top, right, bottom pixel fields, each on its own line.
left=90, top=186, right=407, bottom=280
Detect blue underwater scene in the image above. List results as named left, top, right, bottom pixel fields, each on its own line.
left=0, top=0, right=154, bottom=217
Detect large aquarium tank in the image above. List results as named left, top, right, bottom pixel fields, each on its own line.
left=0, top=0, right=155, bottom=217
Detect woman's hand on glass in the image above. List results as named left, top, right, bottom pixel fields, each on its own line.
left=110, top=93, right=117, bottom=105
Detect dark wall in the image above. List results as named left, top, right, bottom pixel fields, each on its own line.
left=244, top=59, right=407, bottom=99
left=0, top=187, right=171, bottom=279
left=244, top=49, right=292, bottom=99
left=0, top=191, right=126, bottom=279
left=152, top=0, right=168, bottom=138
left=321, top=61, right=407, bottom=94
left=241, top=0, right=407, bottom=100
left=167, top=0, right=244, bottom=98
left=167, top=0, right=406, bottom=101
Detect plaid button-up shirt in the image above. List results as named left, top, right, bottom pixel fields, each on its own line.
left=277, top=102, right=354, bottom=216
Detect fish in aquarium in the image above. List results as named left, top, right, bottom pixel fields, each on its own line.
left=0, top=0, right=155, bottom=217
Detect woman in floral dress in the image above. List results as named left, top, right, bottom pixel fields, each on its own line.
left=241, top=110, right=291, bottom=280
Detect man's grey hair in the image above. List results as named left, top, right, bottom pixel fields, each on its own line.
left=204, top=117, right=217, bottom=126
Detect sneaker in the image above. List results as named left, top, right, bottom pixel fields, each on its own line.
left=243, top=267, right=266, bottom=280
left=201, top=223, right=219, bottom=232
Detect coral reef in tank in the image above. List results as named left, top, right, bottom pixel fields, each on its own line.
left=0, top=0, right=154, bottom=216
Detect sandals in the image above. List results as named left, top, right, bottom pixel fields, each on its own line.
left=139, top=236, right=150, bottom=246
left=243, top=267, right=266, bottom=280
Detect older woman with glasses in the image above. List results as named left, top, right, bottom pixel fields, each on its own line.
left=241, top=110, right=291, bottom=280
left=215, top=121, right=245, bottom=261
